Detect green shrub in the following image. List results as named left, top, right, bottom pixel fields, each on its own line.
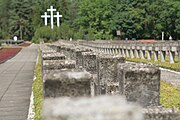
left=32, top=23, right=74, bottom=43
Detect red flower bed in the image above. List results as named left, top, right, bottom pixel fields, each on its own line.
left=0, top=48, right=22, bottom=63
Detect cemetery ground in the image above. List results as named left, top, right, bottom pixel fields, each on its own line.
left=0, top=41, right=180, bottom=120
left=32, top=61, right=180, bottom=119
left=32, top=43, right=180, bottom=120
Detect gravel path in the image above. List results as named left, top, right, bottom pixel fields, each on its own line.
left=160, top=68, right=180, bottom=87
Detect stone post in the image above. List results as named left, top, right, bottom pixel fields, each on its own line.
left=135, top=49, right=140, bottom=58
left=122, top=49, right=126, bottom=57
left=160, top=51, right=166, bottom=62
left=119, top=48, right=122, bottom=56
left=178, top=42, right=180, bottom=65
left=130, top=49, right=135, bottom=58
left=44, top=69, right=92, bottom=98
left=153, top=51, right=159, bottom=61
left=74, top=48, right=91, bottom=68
left=147, top=51, right=152, bottom=60
left=97, top=54, right=125, bottom=95
left=115, top=48, right=118, bottom=55
left=117, top=63, right=160, bottom=107
left=169, top=51, right=175, bottom=64
left=126, top=49, right=130, bottom=57
left=140, top=50, right=145, bottom=59
left=82, top=52, right=97, bottom=74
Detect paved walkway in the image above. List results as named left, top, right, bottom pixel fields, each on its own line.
left=0, top=44, right=38, bottom=120
left=161, top=68, right=180, bottom=87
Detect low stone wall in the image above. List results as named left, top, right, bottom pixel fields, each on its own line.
left=79, top=40, right=180, bottom=64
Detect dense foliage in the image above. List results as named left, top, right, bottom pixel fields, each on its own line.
left=0, top=0, right=179, bottom=42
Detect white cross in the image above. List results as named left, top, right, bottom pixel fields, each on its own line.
left=54, top=12, right=62, bottom=27
left=41, top=12, right=50, bottom=26
left=47, top=6, right=56, bottom=29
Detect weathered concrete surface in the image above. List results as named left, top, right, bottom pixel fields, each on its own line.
left=0, top=44, right=38, bottom=120
left=41, top=43, right=180, bottom=120
left=144, top=106, right=179, bottom=120
left=44, top=69, right=92, bottom=98
left=43, top=96, right=143, bottom=120
left=40, top=45, right=56, bottom=54
left=118, top=63, right=160, bottom=107
left=97, top=54, right=125, bottom=94
left=43, top=60, right=76, bottom=70
left=74, top=47, right=92, bottom=68
left=82, top=52, right=97, bottom=74
left=42, top=52, right=66, bottom=60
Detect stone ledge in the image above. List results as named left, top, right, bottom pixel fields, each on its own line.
left=42, top=52, right=66, bottom=60
left=43, top=60, right=76, bottom=70
left=143, top=106, right=179, bottom=120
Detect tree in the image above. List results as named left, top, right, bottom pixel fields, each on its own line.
left=8, top=0, right=33, bottom=40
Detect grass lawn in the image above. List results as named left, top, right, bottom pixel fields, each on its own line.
left=33, top=50, right=43, bottom=120
left=126, top=57, right=180, bottom=71
left=160, top=81, right=180, bottom=110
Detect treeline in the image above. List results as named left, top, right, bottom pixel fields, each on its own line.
left=0, top=0, right=179, bottom=42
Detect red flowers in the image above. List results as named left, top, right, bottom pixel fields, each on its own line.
left=0, top=48, right=22, bottom=63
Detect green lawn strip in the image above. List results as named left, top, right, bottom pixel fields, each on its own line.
left=126, top=57, right=180, bottom=71
left=160, top=81, right=180, bottom=118
left=33, top=50, right=43, bottom=120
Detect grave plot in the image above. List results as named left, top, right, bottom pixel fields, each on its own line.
left=0, top=48, right=21, bottom=63
left=40, top=42, right=179, bottom=120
